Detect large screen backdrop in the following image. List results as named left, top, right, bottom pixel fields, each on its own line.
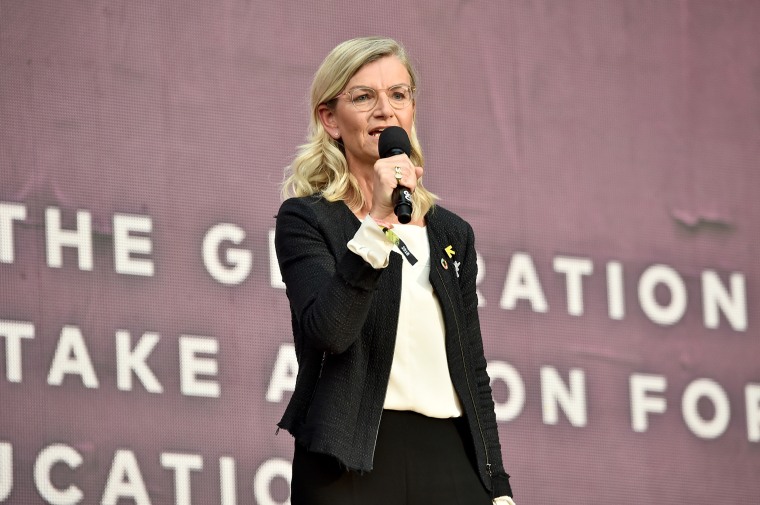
left=1, top=1, right=758, bottom=504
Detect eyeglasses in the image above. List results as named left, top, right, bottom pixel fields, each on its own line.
left=334, top=84, right=416, bottom=112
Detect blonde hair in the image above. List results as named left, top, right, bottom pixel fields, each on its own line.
left=281, top=36, right=437, bottom=220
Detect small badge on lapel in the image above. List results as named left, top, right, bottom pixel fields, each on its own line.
left=443, top=245, right=459, bottom=276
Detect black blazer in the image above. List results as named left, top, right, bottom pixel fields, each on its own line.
left=274, top=195, right=512, bottom=498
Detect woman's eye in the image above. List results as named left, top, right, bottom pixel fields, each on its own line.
left=353, top=90, right=374, bottom=102
left=390, top=87, right=410, bottom=101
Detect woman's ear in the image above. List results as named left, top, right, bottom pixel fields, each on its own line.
left=317, top=104, right=339, bottom=138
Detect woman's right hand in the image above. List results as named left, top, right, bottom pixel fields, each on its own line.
left=369, top=154, right=423, bottom=222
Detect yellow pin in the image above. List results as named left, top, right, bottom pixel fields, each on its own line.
left=444, top=245, right=455, bottom=259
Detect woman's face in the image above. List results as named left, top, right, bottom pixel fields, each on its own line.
left=319, top=55, right=415, bottom=172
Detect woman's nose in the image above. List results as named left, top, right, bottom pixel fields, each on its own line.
left=373, top=90, right=395, bottom=117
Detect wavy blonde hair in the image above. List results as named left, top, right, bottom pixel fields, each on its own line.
left=281, top=36, right=437, bottom=220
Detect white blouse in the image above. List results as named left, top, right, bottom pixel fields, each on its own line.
left=348, top=216, right=462, bottom=417
left=348, top=215, right=516, bottom=505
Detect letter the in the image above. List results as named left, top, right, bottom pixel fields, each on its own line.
left=476, top=251, right=486, bottom=307
left=45, top=207, right=93, bottom=270
left=0, top=320, right=34, bottom=383
left=220, top=457, right=237, bottom=505
left=606, top=261, right=625, bottom=320
left=541, top=366, right=587, bottom=427
left=203, top=223, right=252, bottom=285
left=268, top=228, right=285, bottom=289
left=630, top=373, right=667, bottom=432
left=34, top=444, right=83, bottom=505
left=0, top=442, right=11, bottom=501
left=47, top=325, right=99, bottom=388
left=746, top=384, right=760, bottom=443
left=702, top=271, right=747, bottom=331
left=681, top=378, right=730, bottom=439
left=638, top=264, right=687, bottom=326
left=553, top=256, right=593, bottom=316
left=487, top=361, right=525, bottom=422
left=266, top=344, right=297, bottom=403
left=113, top=214, right=154, bottom=276
left=179, top=336, right=220, bottom=397
left=253, top=459, right=291, bottom=505
left=161, top=453, right=203, bottom=505
left=101, top=450, right=151, bottom=505
left=499, top=252, right=548, bottom=312
left=0, top=202, right=26, bottom=264
left=116, top=330, right=163, bottom=393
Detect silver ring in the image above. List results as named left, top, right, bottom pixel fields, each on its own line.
left=394, top=166, right=403, bottom=180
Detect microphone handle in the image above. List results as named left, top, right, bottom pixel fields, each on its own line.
left=386, top=148, right=413, bottom=224
left=393, top=186, right=413, bottom=224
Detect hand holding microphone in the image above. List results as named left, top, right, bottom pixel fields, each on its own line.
left=377, top=126, right=417, bottom=224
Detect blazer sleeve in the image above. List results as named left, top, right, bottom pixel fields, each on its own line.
left=459, top=221, right=514, bottom=498
left=274, top=197, right=383, bottom=354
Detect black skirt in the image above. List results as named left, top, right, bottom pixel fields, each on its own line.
left=291, top=409, right=492, bottom=505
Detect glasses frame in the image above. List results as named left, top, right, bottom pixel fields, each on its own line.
left=333, top=84, right=416, bottom=112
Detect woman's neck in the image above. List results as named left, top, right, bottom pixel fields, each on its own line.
left=348, top=163, right=376, bottom=219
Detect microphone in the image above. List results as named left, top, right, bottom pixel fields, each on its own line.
left=378, top=126, right=413, bottom=224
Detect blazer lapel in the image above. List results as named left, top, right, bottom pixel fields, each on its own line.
left=426, top=216, right=462, bottom=319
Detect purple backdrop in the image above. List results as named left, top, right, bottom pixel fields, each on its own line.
left=1, top=1, right=759, bottom=504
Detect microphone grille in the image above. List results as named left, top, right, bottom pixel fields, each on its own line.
left=378, top=126, right=412, bottom=158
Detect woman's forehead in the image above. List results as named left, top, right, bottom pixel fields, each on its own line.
left=345, top=56, right=410, bottom=88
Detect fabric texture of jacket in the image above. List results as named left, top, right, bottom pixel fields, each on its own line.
left=274, top=195, right=513, bottom=498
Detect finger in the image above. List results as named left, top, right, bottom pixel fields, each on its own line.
left=413, top=165, right=424, bottom=180
left=396, top=166, right=423, bottom=192
left=392, top=166, right=410, bottom=190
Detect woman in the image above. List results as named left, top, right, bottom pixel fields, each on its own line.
left=275, top=36, right=515, bottom=505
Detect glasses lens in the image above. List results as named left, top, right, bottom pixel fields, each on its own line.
left=350, top=87, right=377, bottom=111
left=388, top=85, right=413, bottom=108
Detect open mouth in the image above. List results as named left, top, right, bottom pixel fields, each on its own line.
left=368, top=128, right=385, bottom=137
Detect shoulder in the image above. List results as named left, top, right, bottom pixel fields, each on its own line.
left=278, top=194, right=326, bottom=214
left=427, top=205, right=478, bottom=264
left=277, top=195, right=346, bottom=223
left=427, top=204, right=473, bottom=236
